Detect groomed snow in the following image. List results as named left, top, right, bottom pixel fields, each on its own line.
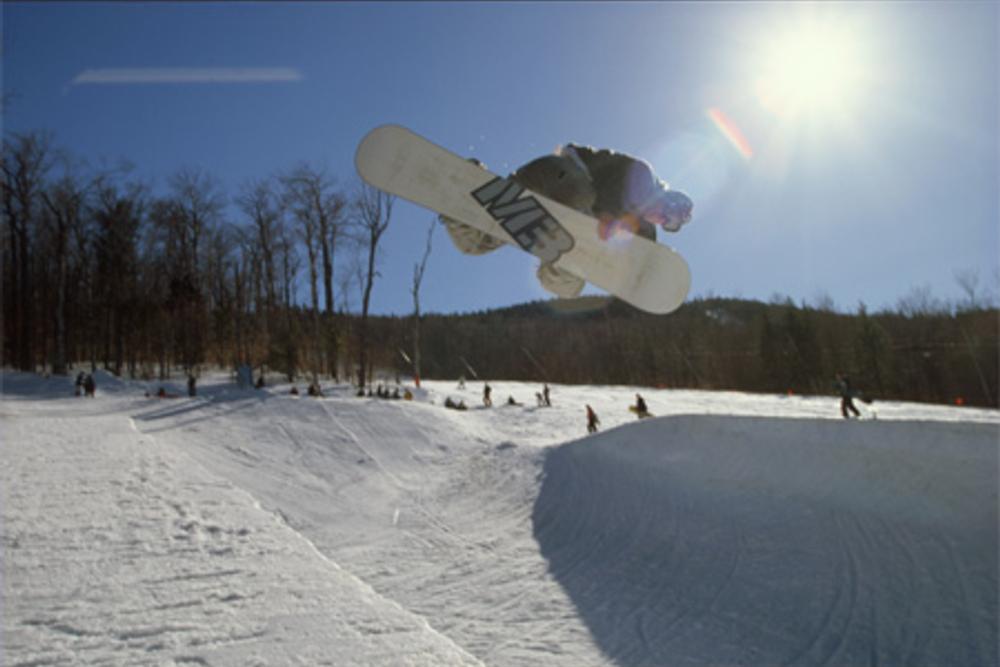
left=2, top=371, right=997, bottom=666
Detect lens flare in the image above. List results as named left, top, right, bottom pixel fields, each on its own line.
left=706, top=107, right=753, bottom=160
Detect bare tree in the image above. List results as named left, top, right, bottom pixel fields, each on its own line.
left=291, top=187, right=322, bottom=383
left=896, top=284, right=948, bottom=318
left=2, top=131, right=53, bottom=370
left=410, top=218, right=436, bottom=385
left=157, top=169, right=224, bottom=372
left=281, top=164, right=346, bottom=315
left=954, top=268, right=982, bottom=312
left=282, top=165, right=348, bottom=382
left=40, top=164, right=94, bottom=375
left=236, top=179, right=281, bottom=313
left=236, top=176, right=291, bottom=377
left=352, top=182, right=394, bottom=388
left=277, top=222, right=301, bottom=381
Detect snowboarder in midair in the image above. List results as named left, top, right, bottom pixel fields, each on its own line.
left=440, top=144, right=693, bottom=297
left=835, top=373, right=862, bottom=419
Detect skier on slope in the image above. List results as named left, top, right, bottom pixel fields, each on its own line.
left=440, top=144, right=693, bottom=297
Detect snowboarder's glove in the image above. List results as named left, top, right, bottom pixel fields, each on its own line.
left=643, top=190, right=693, bottom=232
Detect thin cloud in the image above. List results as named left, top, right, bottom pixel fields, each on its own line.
left=71, top=67, right=304, bottom=85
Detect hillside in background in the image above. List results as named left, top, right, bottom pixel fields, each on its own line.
left=371, top=296, right=998, bottom=408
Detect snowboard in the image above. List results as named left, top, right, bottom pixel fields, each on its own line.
left=355, top=125, right=691, bottom=314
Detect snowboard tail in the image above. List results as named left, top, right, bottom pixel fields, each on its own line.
left=355, top=125, right=691, bottom=314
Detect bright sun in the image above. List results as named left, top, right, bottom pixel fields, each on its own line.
left=755, top=18, right=867, bottom=120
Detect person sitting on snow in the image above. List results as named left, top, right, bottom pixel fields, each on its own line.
left=440, top=144, right=693, bottom=298
left=633, top=393, right=651, bottom=419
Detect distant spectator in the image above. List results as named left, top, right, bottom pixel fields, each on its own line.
left=536, top=392, right=545, bottom=407
left=255, top=374, right=265, bottom=389
left=633, top=393, right=650, bottom=419
left=83, top=374, right=96, bottom=398
left=75, top=371, right=86, bottom=397
left=586, top=405, right=600, bottom=433
left=543, top=384, right=551, bottom=407
left=445, top=397, right=468, bottom=411
left=483, top=383, right=493, bottom=407
left=290, top=386, right=300, bottom=396
left=835, top=373, right=862, bottom=419
left=187, top=375, right=197, bottom=397
left=307, top=382, right=324, bottom=397
left=506, top=395, right=521, bottom=406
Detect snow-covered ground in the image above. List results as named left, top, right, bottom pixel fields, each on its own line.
left=2, top=370, right=997, bottom=666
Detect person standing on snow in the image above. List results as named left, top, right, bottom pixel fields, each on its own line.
left=835, top=373, right=862, bottom=419
left=440, top=144, right=693, bottom=298
left=586, top=404, right=600, bottom=433
left=483, top=382, right=493, bottom=407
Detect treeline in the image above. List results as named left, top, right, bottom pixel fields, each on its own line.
left=4, top=130, right=997, bottom=407
left=2, top=130, right=394, bottom=387
left=394, top=295, right=997, bottom=407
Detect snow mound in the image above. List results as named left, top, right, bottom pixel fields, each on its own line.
left=533, top=415, right=999, bottom=666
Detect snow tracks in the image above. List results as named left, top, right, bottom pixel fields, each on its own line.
left=1, top=400, right=482, bottom=666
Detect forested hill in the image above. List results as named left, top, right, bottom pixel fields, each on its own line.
left=380, top=295, right=998, bottom=408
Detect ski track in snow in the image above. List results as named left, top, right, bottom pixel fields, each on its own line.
left=2, top=371, right=997, bottom=666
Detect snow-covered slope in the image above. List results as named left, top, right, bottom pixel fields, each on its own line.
left=2, top=371, right=997, bottom=666
left=534, top=416, right=998, bottom=666
left=1, top=374, right=482, bottom=667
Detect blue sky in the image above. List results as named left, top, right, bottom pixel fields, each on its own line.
left=4, top=1, right=998, bottom=315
